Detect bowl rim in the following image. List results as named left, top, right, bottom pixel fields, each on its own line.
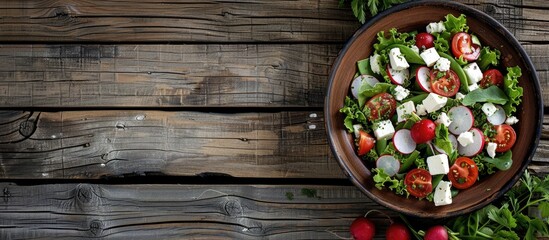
left=325, top=0, right=543, bottom=218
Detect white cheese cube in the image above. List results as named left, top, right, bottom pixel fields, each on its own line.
left=410, top=45, right=420, bottom=55
left=416, top=104, right=427, bottom=116
left=373, top=120, right=395, bottom=140
left=389, top=48, right=410, bottom=70
left=434, top=181, right=453, bottom=206
left=455, top=92, right=466, bottom=101
left=463, top=62, right=483, bottom=84
left=422, top=93, right=448, bottom=113
left=397, top=101, right=416, bottom=122
left=352, top=124, right=363, bottom=138
left=457, top=131, right=474, bottom=147
left=426, top=21, right=446, bottom=34
left=420, top=47, right=440, bottom=67
left=394, top=85, right=410, bottom=101
left=369, top=53, right=382, bottom=75
left=427, top=154, right=450, bottom=175
left=434, top=57, right=451, bottom=72
left=486, top=142, right=497, bottom=159
left=505, top=116, right=519, bottom=125
left=468, top=83, right=479, bottom=92
left=481, top=103, right=497, bottom=117
left=436, top=112, right=452, bottom=127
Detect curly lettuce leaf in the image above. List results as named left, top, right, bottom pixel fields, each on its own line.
left=372, top=168, right=408, bottom=196
left=432, top=32, right=450, bottom=52
left=373, top=28, right=415, bottom=53
left=340, top=96, right=368, bottom=132
left=478, top=47, right=501, bottom=70
left=444, top=13, right=469, bottom=34
left=502, top=66, right=523, bottom=116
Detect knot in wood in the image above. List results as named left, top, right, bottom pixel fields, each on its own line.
left=486, top=4, right=496, bottom=14
left=19, top=119, right=36, bottom=137
left=75, top=184, right=95, bottom=204
left=224, top=199, right=242, bottom=217
left=89, top=220, right=103, bottom=236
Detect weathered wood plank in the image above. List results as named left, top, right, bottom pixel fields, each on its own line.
left=0, top=111, right=341, bottom=179
left=0, top=110, right=547, bottom=179
left=0, top=0, right=359, bottom=43
left=0, top=183, right=398, bottom=240
left=0, top=44, right=338, bottom=107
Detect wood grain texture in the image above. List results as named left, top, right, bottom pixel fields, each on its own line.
left=0, top=110, right=546, bottom=179
left=0, top=183, right=398, bottom=240
left=0, top=0, right=359, bottom=43
left=0, top=44, right=338, bottom=107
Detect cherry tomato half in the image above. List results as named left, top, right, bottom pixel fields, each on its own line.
left=415, top=32, right=435, bottom=49
left=448, top=157, right=479, bottom=189
left=410, top=119, right=436, bottom=144
left=357, top=130, right=375, bottom=156
left=430, top=69, right=461, bottom=97
left=365, top=93, right=397, bottom=121
left=479, top=69, right=504, bottom=88
left=405, top=168, right=433, bottom=198
left=492, top=124, right=517, bottom=152
left=451, top=32, right=480, bottom=61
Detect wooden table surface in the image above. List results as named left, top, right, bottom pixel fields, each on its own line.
left=0, top=0, right=547, bottom=239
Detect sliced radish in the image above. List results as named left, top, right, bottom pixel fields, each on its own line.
left=487, top=105, right=506, bottom=125
left=393, top=129, right=417, bottom=154
left=351, top=74, right=380, bottom=99
left=387, top=65, right=409, bottom=85
left=376, top=155, right=401, bottom=177
left=448, top=106, right=474, bottom=135
left=416, top=66, right=432, bottom=93
left=433, top=134, right=458, bottom=154
left=458, top=128, right=485, bottom=157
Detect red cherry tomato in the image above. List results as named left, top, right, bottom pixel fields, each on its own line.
left=349, top=216, right=375, bottom=240
left=492, top=124, right=517, bottom=152
left=365, top=93, right=397, bottom=121
left=429, top=69, right=461, bottom=97
left=410, top=119, right=436, bottom=144
left=451, top=32, right=480, bottom=61
left=404, top=168, right=433, bottom=198
left=448, top=157, right=479, bottom=190
left=479, top=69, right=504, bottom=88
left=415, top=32, right=435, bottom=49
left=357, top=130, right=375, bottom=156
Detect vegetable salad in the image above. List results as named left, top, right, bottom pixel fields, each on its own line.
left=340, top=14, right=523, bottom=206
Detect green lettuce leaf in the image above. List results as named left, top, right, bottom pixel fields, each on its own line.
left=433, top=124, right=457, bottom=161
left=462, top=86, right=508, bottom=106
left=444, top=13, right=469, bottom=34
left=478, top=47, right=501, bottom=70
left=373, top=28, right=415, bottom=53
left=502, top=66, right=523, bottom=116
left=432, top=32, right=450, bottom=53
left=340, top=96, right=368, bottom=132
left=482, top=150, right=513, bottom=171
left=372, top=168, right=408, bottom=196
left=357, top=82, right=394, bottom=107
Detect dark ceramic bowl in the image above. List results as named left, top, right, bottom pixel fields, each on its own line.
left=325, top=0, right=542, bottom=218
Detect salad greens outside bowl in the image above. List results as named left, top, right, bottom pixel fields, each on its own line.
left=325, top=0, right=542, bottom=218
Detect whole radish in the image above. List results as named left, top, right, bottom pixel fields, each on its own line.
left=424, top=225, right=448, bottom=240
left=349, top=216, right=375, bottom=240
left=386, top=222, right=411, bottom=240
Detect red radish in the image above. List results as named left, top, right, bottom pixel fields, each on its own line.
left=376, top=155, right=400, bottom=177
left=448, top=106, right=474, bottom=135
left=415, top=66, right=432, bottom=93
left=487, top=105, right=506, bottom=125
left=415, top=32, right=435, bottom=49
left=423, top=225, right=449, bottom=240
left=386, top=222, right=412, bottom=240
left=387, top=65, right=410, bottom=85
left=350, top=216, right=375, bottom=240
left=393, top=129, right=417, bottom=154
left=457, top=128, right=485, bottom=157
left=351, top=75, right=380, bottom=99
left=410, top=119, right=436, bottom=144
left=433, top=134, right=457, bottom=154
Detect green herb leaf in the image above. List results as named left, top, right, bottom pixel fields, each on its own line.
left=488, top=206, right=517, bottom=229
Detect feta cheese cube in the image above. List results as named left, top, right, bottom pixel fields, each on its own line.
left=422, top=93, right=448, bottom=113
left=481, top=103, right=497, bottom=117
left=505, top=116, right=519, bottom=125
left=389, top=48, right=410, bottom=70
left=352, top=124, right=363, bottom=138
left=394, top=85, right=410, bottom=101
left=397, top=101, right=416, bottom=122
left=463, top=62, right=483, bottom=84
left=427, top=154, right=450, bottom=175
left=436, top=112, right=452, bottom=127
left=373, top=120, right=395, bottom=140
left=426, top=21, right=446, bottom=34
left=370, top=53, right=382, bottom=75
left=434, top=181, right=452, bottom=206
left=468, top=83, right=479, bottom=92
left=455, top=92, right=466, bottom=101
left=410, top=45, right=420, bottom=55
left=457, top=131, right=474, bottom=147
left=420, top=47, right=440, bottom=67
left=416, top=104, right=427, bottom=116
left=486, top=142, right=497, bottom=158
left=434, top=57, right=451, bottom=72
